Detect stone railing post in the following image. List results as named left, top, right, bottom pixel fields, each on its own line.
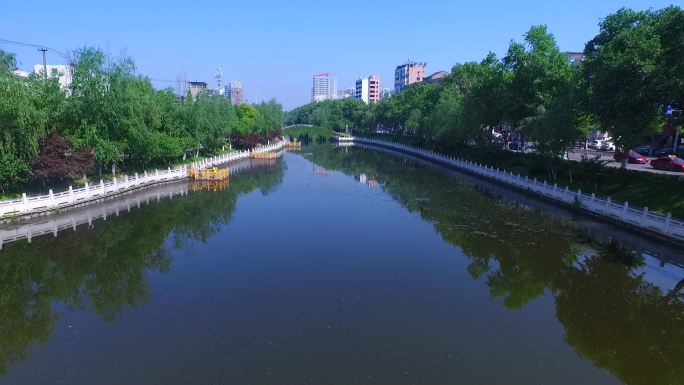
left=69, top=186, right=74, bottom=202
left=85, top=182, right=90, bottom=198
left=100, top=179, right=105, bottom=194
left=665, top=213, right=672, bottom=234
left=21, top=193, right=28, bottom=212
left=49, top=189, right=55, bottom=206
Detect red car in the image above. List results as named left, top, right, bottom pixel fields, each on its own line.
left=651, top=156, right=684, bottom=172
left=614, top=150, right=649, bottom=164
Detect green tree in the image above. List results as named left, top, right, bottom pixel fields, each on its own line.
left=0, top=49, right=17, bottom=73
left=503, top=26, right=585, bottom=158
left=0, top=61, right=46, bottom=188
left=583, top=9, right=664, bottom=167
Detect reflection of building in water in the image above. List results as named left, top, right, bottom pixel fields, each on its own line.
left=190, top=179, right=229, bottom=192
left=313, top=165, right=329, bottom=176
left=356, top=173, right=377, bottom=188
left=251, top=158, right=278, bottom=167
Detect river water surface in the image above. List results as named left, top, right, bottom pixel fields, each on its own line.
left=0, top=144, right=682, bottom=385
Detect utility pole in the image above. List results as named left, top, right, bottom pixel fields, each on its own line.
left=38, top=47, right=47, bottom=77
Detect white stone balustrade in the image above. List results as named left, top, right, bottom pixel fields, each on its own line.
left=0, top=141, right=285, bottom=218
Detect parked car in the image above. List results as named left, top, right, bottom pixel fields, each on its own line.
left=654, top=147, right=673, bottom=157
left=653, top=147, right=684, bottom=157
left=635, top=145, right=655, bottom=156
left=651, top=156, right=684, bottom=172
left=589, top=140, right=604, bottom=149
left=614, top=150, right=649, bottom=164
left=600, top=141, right=615, bottom=151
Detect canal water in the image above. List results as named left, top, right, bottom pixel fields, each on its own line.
left=0, top=144, right=682, bottom=385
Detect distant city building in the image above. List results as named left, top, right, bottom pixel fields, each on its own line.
left=33, top=64, right=72, bottom=90
left=229, top=81, right=244, bottom=105
left=355, top=78, right=369, bottom=104
left=564, top=52, right=585, bottom=66
left=394, top=60, right=426, bottom=93
left=338, top=87, right=354, bottom=99
left=355, top=75, right=381, bottom=104
left=312, top=72, right=337, bottom=102
left=188, top=81, right=208, bottom=100
left=423, top=71, right=448, bottom=84
left=381, top=88, right=393, bottom=99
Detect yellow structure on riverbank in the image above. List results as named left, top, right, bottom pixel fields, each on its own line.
left=285, top=140, right=302, bottom=148
left=188, top=166, right=229, bottom=181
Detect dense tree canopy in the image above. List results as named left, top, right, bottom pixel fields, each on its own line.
left=0, top=46, right=283, bottom=190
left=288, top=5, right=683, bottom=171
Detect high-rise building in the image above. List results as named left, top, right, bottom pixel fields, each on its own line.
left=312, top=73, right=337, bottom=102
left=382, top=88, right=393, bottom=99
left=355, top=75, right=381, bottom=104
left=394, top=60, right=426, bottom=93
left=229, top=81, right=244, bottom=105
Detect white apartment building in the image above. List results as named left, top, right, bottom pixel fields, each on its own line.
left=355, top=75, right=380, bottom=104
left=312, top=73, right=337, bottom=102
left=33, top=64, right=72, bottom=90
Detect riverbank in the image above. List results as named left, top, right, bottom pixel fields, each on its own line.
left=0, top=141, right=285, bottom=222
left=363, top=133, right=684, bottom=219
left=351, top=137, right=684, bottom=245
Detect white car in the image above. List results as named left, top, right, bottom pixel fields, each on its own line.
left=590, top=140, right=604, bottom=149
left=600, top=141, right=615, bottom=151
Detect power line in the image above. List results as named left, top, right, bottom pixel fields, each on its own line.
left=1, top=37, right=189, bottom=88
left=0, top=38, right=69, bottom=58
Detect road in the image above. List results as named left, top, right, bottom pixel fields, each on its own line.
left=567, top=149, right=684, bottom=177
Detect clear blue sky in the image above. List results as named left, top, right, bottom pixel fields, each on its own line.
left=0, top=0, right=677, bottom=109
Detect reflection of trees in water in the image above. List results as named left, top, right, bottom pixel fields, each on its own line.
left=556, top=252, right=684, bottom=385
left=0, top=163, right=284, bottom=375
left=306, top=144, right=684, bottom=385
